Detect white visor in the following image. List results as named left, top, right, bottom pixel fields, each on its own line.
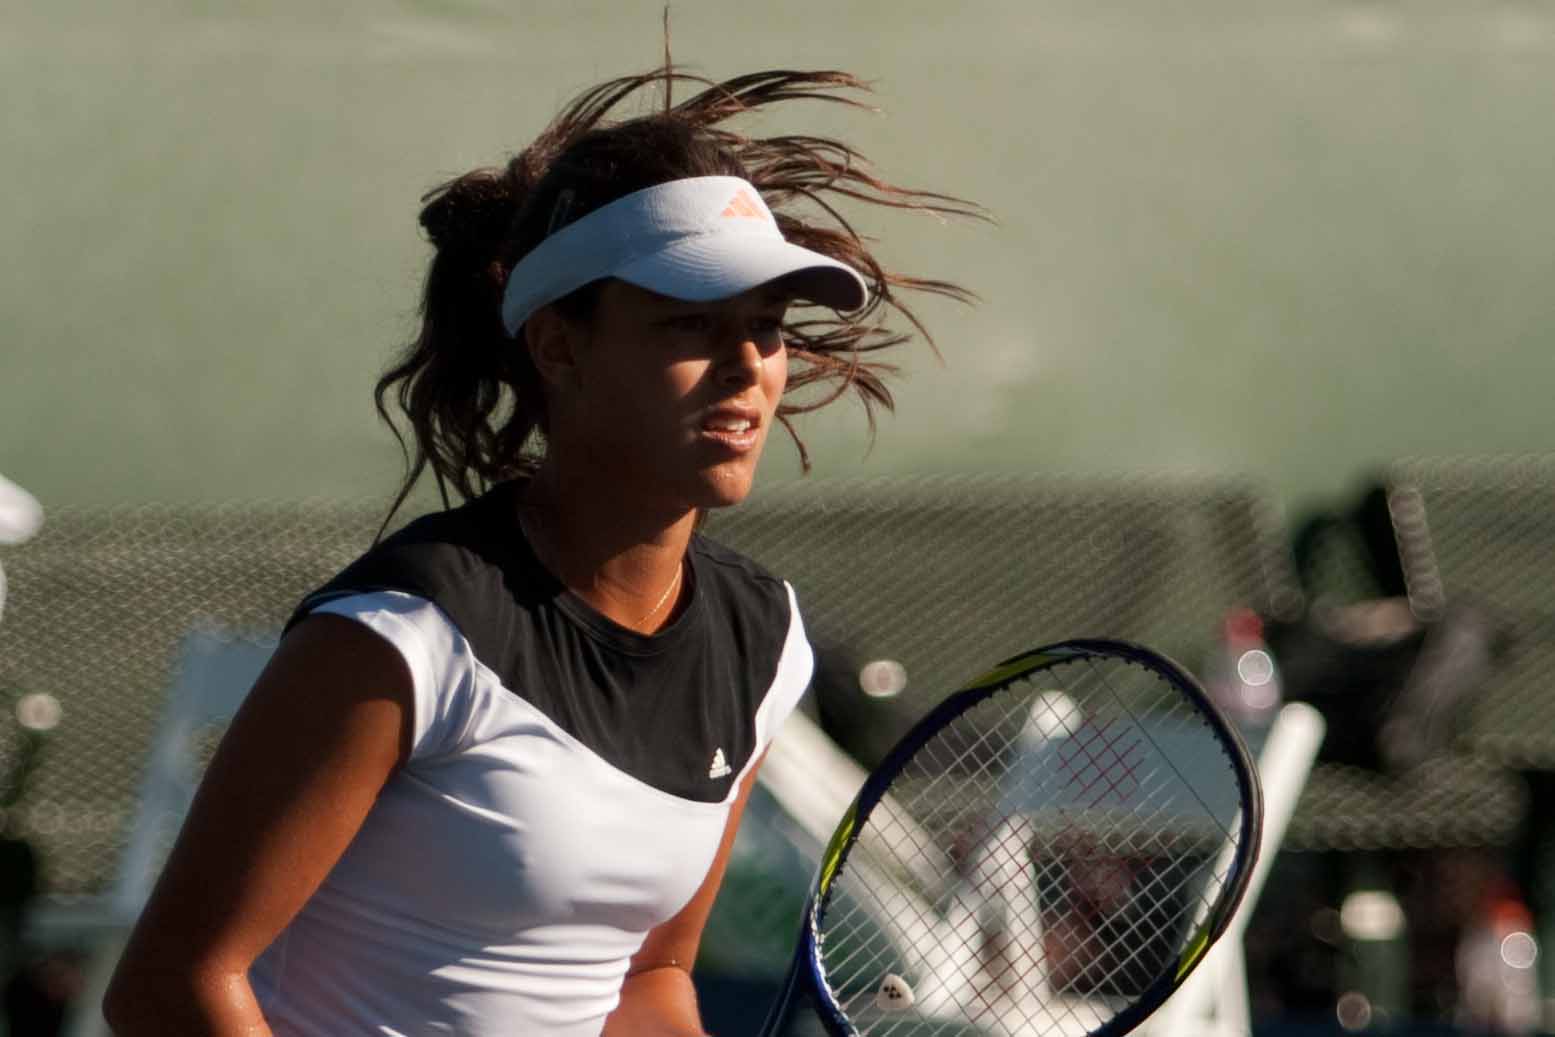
left=500, top=175, right=869, bottom=336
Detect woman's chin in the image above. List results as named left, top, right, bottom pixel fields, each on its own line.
left=690, top=461, right=762, bottom=510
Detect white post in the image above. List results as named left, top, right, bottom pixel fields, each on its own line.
left=1146, top=702, right=1326, bottom=1036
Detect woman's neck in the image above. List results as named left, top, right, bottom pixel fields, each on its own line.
left=516, top=467, right=695, bottom=633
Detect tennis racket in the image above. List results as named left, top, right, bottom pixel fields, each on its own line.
left=757, top=638, right=1262, bottom=1037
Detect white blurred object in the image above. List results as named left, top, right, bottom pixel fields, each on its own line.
left=858, top=658, right=907, bottom=698
left=1341, top=890, right=1407, bottom=942
left=1339, top=886, right=1409, bottom=1027
left=0, top=473, right=44, bottom=621
left=1020, top=689, right=1082, bottom=746
left=1206, top=607, right=1283, bottom=728
left=15, top=691, right=63, bottom=732
left=1145, top=702, right=1327, bottom=1037
left=1457, top=889, right=1541, bottom=1035
left=0, top=474, right=43, bottom=545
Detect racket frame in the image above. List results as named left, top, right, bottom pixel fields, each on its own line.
left=758, top=638, right=1263, bottom=1037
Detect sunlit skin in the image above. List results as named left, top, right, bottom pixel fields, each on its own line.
left=521, top=279, right=792, bottom=632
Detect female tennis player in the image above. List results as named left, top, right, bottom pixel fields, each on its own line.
left=103, top=67, right=976, bottom=1037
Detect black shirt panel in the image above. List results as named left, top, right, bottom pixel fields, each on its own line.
left=287, top=483, right=795, bottom=802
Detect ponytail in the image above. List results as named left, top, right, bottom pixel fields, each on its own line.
left=373, top=167, right=542, bottom=534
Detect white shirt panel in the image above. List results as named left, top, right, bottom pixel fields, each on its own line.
left=250, top=589, right=812, bottom=1037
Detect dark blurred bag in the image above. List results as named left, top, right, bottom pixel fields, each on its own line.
left=1267, top=598, right=1512, bottom=772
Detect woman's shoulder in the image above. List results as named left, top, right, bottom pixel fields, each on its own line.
left=289, top=485, right=530, bottom=632
left=687, top=532, right=798, bottom=630
left=689, top=532, right=788, bottom=591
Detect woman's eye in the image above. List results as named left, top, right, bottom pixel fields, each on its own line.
left=664, top=314, right=713, bottom=332
left=657, top=311, right=785, bottom=340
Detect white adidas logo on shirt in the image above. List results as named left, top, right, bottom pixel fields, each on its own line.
left=708, top=747, right=732, bottom=779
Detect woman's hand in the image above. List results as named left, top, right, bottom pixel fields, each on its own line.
left=604, top=964, right=709, bottom=1037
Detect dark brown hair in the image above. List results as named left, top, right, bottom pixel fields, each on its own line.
left=375, top=67, right=982, bottom=529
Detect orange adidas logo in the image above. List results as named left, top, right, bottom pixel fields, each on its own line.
left=720, top=189, right=766, bottom=221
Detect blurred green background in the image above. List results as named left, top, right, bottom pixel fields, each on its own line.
left=3, top=0, right=1553, bottom=514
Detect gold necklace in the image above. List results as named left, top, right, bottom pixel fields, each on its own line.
left=637, top=560, right=683, bottom=627
left=518, top=503, right=683, bottom=628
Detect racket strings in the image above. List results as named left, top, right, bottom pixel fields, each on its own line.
left=1085, top=659, right=1243, bottom=851
left=823, top=841, right=1229, bottom=1036
left=1045, top=855, right=1208, bottom=988
left=815, top=654, right=1252, bottom=1036
left=851, top=672, right=1215, bottom=911
left=833, top=829, right=1224, bottom=1035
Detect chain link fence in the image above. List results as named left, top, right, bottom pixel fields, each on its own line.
left=0, top=502, right=387, bottom=902
left=0, top=471, right=1536, bottom=941
left=1385, top=454, right=1555, bottom=768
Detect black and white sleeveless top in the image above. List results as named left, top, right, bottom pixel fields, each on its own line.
left=248, top=483, right=813, bottom=1037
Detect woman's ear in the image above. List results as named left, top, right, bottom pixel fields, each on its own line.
left=524, top=305, right=581, bottom=391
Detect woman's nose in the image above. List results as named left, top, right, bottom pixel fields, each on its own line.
left=716, top=335, right=764, bottom=389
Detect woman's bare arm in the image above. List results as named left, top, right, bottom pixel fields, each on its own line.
left=102, top=614, right=414, bottom=1035
left=602, top=751, right=767, bottom=1037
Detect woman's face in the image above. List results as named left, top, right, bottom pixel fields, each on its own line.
left=542, top=279, right=791, bottom=514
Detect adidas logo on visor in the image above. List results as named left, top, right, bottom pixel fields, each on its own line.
left=720, top=189, right=766, bottom=221
left=708, top=747, right=732, bottom=779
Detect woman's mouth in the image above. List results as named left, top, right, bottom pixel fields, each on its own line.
left=700, top=414, right=760, bottom=452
